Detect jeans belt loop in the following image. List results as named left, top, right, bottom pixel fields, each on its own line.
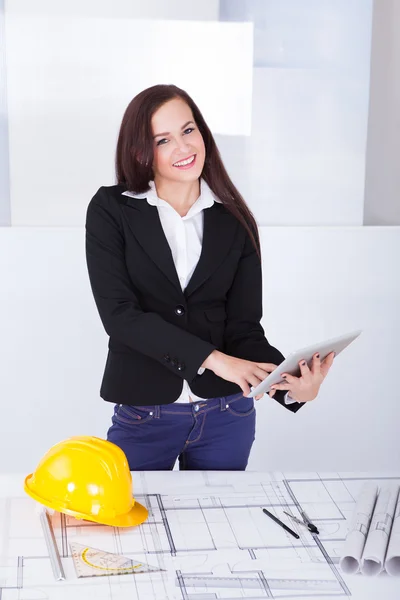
left=220, top=397, right=228, bottom=412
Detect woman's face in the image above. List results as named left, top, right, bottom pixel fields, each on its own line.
left=151, top=98, right=205, bottom=184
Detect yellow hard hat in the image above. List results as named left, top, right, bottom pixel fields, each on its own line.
left=24, top=436, right=148, bottom=527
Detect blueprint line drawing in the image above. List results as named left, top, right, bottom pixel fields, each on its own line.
left=385, top=491, right=400, bottom=575
left=339, top=482, right=378, bottom=575
left=0, top=472, right=400, bottom=599
left=340, top=482, right=400, bottom=576
left=361, top=484, right=399, bottom=575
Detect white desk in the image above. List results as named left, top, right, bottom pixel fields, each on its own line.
left=0, top=471, right=399, bottom=599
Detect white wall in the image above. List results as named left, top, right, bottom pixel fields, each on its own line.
left=220, top=0, right=373, bottom=226
left=4, top=13, right=253, bottom=226
left=5, top=0, right=220, bottom=20
left=3, top=1, right=373, bottom=227
left=0, top=226, right=398, bottom=474
left=0, top=0, right=10, bottom=226
left=0, top=0, right=396, bottom=480
left=364, top=0, right=400, bottom=225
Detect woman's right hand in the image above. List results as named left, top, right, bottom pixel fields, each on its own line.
left=202, top=350, right=278, bottom=398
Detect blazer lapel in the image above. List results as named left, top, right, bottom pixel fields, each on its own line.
left=121, top=195, right=239, bottom=297
left=121, top=196, right=182, bottom=292
left=184, top=204, right=238, bottom=298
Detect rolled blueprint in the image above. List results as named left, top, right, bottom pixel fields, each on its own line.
left=384, top=489, right=400, bottom=576
left=361, top=484, right=400, bottom=576
left=339, top=482, right=378, bottom=574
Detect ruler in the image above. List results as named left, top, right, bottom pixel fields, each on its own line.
left=70, top=542, right=162, bottom=578
left=179, top=575, right=342, bottom=592
left=40, top=509, right=66, bottom=581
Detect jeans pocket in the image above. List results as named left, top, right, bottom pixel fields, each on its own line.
left=225, top=394, right=255, bottom=417
left=114, top=404, right=155, bottom=425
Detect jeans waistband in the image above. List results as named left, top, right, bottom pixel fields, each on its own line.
left=120, top=391, right=246, bottom=418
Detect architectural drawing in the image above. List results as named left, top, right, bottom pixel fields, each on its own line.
left=385, top=492, right=400, bottom=575
left=339, top=482, right=400, bottom=576
left=339, top=482, right=378, bottom=574
left=1, top=471, right=400, bottom=599
left=361, top=484, right=399, bottom=575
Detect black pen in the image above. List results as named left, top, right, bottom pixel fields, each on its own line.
left=262, top=508, right=300, bottom=539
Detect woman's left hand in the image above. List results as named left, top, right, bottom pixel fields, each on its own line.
left=255, top=352, right=335, bottom=402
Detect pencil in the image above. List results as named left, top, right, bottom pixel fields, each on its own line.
left=262, top=508, right=300, bottom=539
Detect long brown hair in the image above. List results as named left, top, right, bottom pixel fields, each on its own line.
left=115, top=84, right=260, bottom=258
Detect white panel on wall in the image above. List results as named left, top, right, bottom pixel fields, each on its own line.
left=364, top=0, right=400, bottom=225
left=246, top=68, right=368, bottom=225
left=0, top=0, right=10, bottom=226
left=0, top=227, right=398, bottom=473
left=5, top=15, right=253, bottom=226
left=219, top=0, right=373, bottom=226
left=221, top=0, right=373, bottom=71
left=6, top=0, right=220, bottom=21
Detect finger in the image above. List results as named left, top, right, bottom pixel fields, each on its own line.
left=254, top=367, right=272, bottom=381
left=247, top=374, right=263, bottom=389
left=321, top=351, right=335, bottom=364
left=255, top=393, right=264, bottom=401
left=257, top=363, right=278, bottom=372
left=311, top=352, right=321, bottom=375
left=321, top=351, right=335, bottom=376
left=269, top=383, right=292, bottom=392
left=268, top=389, right=276, bottom=398
left=299, top=359, right=311, bottom=379
left=239, top=378, right=251, bottom=397
left=280, top=372, right=297, bottom=384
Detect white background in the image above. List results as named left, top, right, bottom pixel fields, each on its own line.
left=0, top=227, right=398, bottom=474
left=4, top=1, right=372, bottom=226
left=1, top=1, right=398, bottom=476
left=5, top=14, right=253, bottom=226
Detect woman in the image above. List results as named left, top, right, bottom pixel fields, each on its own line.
left=85, top=84, right=334, bottom=471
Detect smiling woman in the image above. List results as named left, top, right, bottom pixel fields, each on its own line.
left=115, top=84, right=260, bottom=249
left=85, top=83, right=332, bottom=472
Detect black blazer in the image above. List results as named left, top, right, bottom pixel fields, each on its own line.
left=85, top=185, right=304, bottom=413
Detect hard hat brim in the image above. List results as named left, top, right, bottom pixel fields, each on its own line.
left=24, top=474, right=149, bottom=528
left=104, top=500, right=149, bottom=528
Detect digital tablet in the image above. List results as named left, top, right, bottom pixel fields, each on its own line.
left=247, top=329, right=362, bottom=398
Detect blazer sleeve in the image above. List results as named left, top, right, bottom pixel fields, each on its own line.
left=85, top=187, right=216, bottom=384
left=224, top=226, right=305, bottom=413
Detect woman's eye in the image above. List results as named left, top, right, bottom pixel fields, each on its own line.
left=156, top=128, right=194, bottom=146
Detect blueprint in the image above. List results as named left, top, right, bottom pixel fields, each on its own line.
left=339, top=482, right=400, bottom=576
left=1, top=471, right=400, bottom=599
left=361, top=484, right=399, bottom=575
left=339, top=482, right=378, bottom=574
left=385, top=491, right=400, bottom=575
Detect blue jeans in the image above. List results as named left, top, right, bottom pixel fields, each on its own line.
left=107, top=392, right=256, bottom=471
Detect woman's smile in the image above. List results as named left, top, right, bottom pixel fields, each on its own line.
left=173, top=154, right=197, bottom=169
